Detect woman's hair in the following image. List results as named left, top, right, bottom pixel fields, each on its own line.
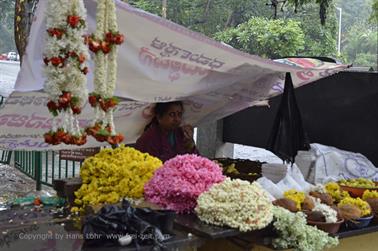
left=144, top=101, right=184, bottom=131
left=154, top=101, right=183, bottom=118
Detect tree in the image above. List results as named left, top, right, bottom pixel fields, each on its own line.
left=342, top=24, right=378, bottom=68
left=370, top=0, right=378, bottom=24
left=213, top=17, right=305, bottom=58
left=283, top=3, right=337, bottom=57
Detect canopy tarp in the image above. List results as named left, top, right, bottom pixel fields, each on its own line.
left=0, top=0, right=348, bottom=150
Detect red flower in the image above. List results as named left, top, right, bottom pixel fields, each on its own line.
left=88, top=95, right=97, bottom=107
left=47, top=100, right=58, bottom=111
left=47, top=28, right=64, bottom=39
left=44, top=132, right=54, bottom=144
left=113, top=34, right=125, bottom=45
left=81, top=66, right=89, bottom=75
left=89, top=40, right=101, bottom=53
left=107, top=134, right=124, bottom=145
left=71, top=106, right=81, bottom=115
left=67, top=15, right=80, bottom=28
left=50, top=57, right=62, bottom=66
left=105, top=32, right=113, bottom=43
left=78, top=53, right=86, bottom=63
left=101, top=41, right=111, bottom=54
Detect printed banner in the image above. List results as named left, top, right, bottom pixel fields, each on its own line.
left=0, top=0, right=348, bottom=150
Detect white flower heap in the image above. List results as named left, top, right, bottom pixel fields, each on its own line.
left=86, top=0, right=125, bottom=146
left=195, top=178, right=273, bottom=232
left=43, top=0, right=89, bottom=146
left=272, top=207, right=339, bottom=251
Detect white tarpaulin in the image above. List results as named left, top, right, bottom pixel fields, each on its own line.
left=0, top=0, right=348, bottom=150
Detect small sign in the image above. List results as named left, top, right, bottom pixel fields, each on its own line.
left=59, top=147, right=101, bottom=161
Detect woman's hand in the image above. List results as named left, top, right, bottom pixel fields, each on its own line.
left=182, top=125, right=196, bottom=151
left=181, top=124, right=194, bottom=140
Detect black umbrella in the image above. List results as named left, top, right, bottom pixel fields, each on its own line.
left=267, top=72, right=310, bottom=163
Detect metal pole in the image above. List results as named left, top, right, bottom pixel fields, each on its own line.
left=336, top=7, right=342, bottom=54
left=34, top=151, right=42, bottom=191
left=162, top=0, right=167, bottom=18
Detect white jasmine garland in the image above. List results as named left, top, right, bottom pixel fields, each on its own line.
left=312, top=198, right=338, bottom=223
left=195, top=178, right=273, bottom=232
left=89, top=0, right=123, bottom=144
left=44, top=0, right=89, bottom=143
left=272, top=206, right=339, bottom=251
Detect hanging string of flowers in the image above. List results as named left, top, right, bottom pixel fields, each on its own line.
left=86, top=0, right=124, bottom=146
left=43, top=0, right=89, bottom=146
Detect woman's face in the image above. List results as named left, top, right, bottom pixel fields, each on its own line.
left=157, top=104, right=183, bottom=131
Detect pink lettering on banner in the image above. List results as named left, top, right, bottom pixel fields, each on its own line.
left=149, top=37, right=225, bottom=70
left=25, top=113, right=47, bottom=128
left=139, top=47, right=209, bottom=81
left=0, top=113, right=91, bottom=129
left=296, top=70, right=315, bottom=81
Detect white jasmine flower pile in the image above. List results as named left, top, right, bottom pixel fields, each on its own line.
left=195, top=178, right=273, bottom=232
left=272, top=206, right=339, bottom=251
left=312, top=198, right=338, bottom=223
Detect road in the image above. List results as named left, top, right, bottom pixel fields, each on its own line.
left=0, top=60, right=20, bottom=97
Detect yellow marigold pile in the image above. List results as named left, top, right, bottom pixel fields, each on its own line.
left=71, top=145, right=162, bottom=213
left=325, top=182, right=350, bottom=203
left=338, top=197, right=371, bottom=217
left=283, top=189, right=305, bottom=210
left=362, top=190, right=378, bottom=200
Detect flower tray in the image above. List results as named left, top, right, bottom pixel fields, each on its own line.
left=339, top=182, right=378, bottom=198
left=345, top=215, right=374, bottom=229
left=213, top=158, right=263, bottom=182
left=307, top=219, right=344, bottom=234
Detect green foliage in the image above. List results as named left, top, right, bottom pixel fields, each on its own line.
left=280, top=3, right=337, bottom=57
left=0, top=0, right=16, bottom=54
left=334, top=0, right=377, bottom=68
left=342, top=24, right=378, bottom=68
left=370, top=0, right=378, bottom=24
left=214, top=17, right=305, bottom=58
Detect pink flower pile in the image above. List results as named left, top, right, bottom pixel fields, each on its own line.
left=144, top=154, right=225, bottom=213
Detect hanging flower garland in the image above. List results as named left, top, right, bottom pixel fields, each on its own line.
left=43, top=0, right=89, bottom=145
left=86, top=0, right=124, bottom=146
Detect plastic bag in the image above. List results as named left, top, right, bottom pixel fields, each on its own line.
left=256, top=177, right=284, bottom=199
left=267, top=72, right=310, bottom=163
left=287, top=164, right=314, bottom=192
left=82, top=200, right=174, bottom=249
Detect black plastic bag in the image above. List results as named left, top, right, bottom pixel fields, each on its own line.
left=82, top=200, right=175, bottom=250
left=267, top=72, right=310, bottom=163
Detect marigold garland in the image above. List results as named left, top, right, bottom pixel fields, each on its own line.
left=86, top=0, right=125, bottom=146
left=43, top=0, right=89, bottom=145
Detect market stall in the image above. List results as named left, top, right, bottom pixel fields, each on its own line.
left=1, top=0, right=377, bottom=251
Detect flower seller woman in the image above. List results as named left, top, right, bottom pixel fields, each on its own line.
left=135, top=101, right=199, bottom=162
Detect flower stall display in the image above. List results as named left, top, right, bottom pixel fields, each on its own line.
left=272, top=206, right=339, bottom=251
left=338, top=197, right=371, bottom=217
left=362, top=190, right=378, bottom=200
left=43, top=0, right=89, bottom=145
left=86, top=0, right=125, bottom=145
left=311, top=199, right=338, bottom=223
left=325, top=182, right=350, bottom=203
left=283, top=189, right=305, bottom=210
left=144, top=154, right=225, bottom=213
left=71, top=145, right=162, bottom=213
left=195, top=178, right=273, bottom=232
left=339, top=178, right=378, bottom=189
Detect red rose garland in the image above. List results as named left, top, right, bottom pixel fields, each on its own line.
left=86, top=0, right=124, bottom=146
left=43, top=0, right=89, bottom=146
